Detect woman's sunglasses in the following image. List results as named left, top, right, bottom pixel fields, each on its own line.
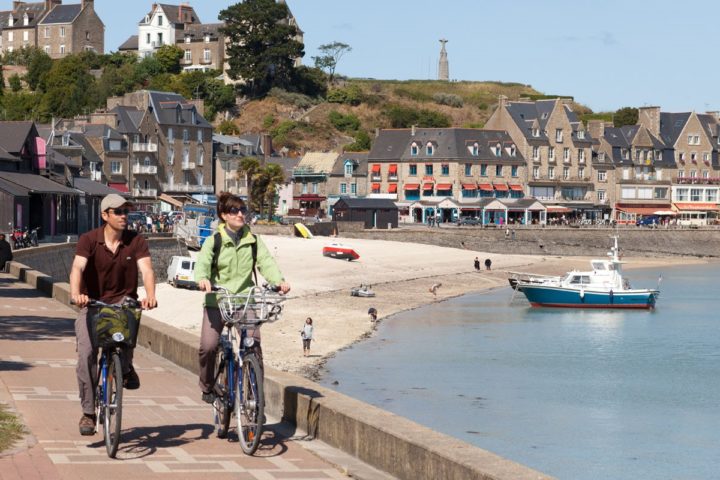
left=227, top=206, right=248, bottom=215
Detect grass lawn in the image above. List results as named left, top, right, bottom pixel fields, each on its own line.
left=0, top=403, right=25, bottom=452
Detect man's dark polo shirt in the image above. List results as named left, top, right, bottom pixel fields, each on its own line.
left=76, top=226, right=150, bottom=303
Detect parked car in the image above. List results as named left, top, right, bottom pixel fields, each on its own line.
left=636, top=215, right=659, bottom=227
left=166, top=255, right=197, bottom=288
left=456, top=217, right=482, bottom=226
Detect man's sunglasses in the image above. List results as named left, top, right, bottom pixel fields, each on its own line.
left=228, top=206, right=248, bottom=215
left=108, top=208, right=131, bottom=216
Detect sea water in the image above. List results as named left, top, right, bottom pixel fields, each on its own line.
left=318, top=263, right=720, bottom=480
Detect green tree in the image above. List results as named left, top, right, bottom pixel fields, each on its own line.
left=9, top=74, right=22, bottom=92
left=328, top=110, right=360, bottom=132
left=155, top=44, right=183, bottom=74
left=40, top=55, right=98, bottom=118
left=253, top=163, right=285, bottom=217
left=290, top=66, right=327, bottom=97
left=384, top=104, right=450, bottom=128
left=614, top=107, right=638, bottom=127
left=345, top=130, right=372, bottom=151
left=1, top=92, right=42, bottom=120
left=237, top=157, right=261, bottom=210
left=133, top=56, right=165, bottom=86
left=312, top=41, right=351, bottom=83
left=25, top=49, right=53, bottom=91
left=217, top=120, right=240, bottom=135
left=219, top=0, right=304, bottom=97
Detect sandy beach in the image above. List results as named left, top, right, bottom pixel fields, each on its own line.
left=140, top=234, right=705, bottom=377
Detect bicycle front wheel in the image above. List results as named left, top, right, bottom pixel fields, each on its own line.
left=104, top=352, right=123, bottom=458
left=236, top=352, right=264, bottom=455
left=213, top=350, right=232, bottom=438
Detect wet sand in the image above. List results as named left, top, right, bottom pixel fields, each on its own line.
left=140, top=235, right=706, bottom=377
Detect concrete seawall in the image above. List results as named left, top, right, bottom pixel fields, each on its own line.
left=254, top=223, right=720, bottom=258
left=6, top=241, right=554, bottom=480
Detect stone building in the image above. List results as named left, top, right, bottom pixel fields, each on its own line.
left=367, top=127, right=527, bottom=224
left=0, top=0, right=103, bottom=57
left=486, top=97, right=598, bottom=221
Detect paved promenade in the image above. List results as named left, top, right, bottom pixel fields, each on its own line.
left=0, top=273, right=372, bottom=480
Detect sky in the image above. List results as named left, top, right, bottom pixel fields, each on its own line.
left=18, top=0, right=720, bottom=113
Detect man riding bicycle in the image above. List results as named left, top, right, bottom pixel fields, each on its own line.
left=194, top=192, right=290, bottom=404
left=69, top=194, right=157, bottom=435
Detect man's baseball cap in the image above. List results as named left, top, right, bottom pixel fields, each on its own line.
left=101, top=194, right=131, bottom=212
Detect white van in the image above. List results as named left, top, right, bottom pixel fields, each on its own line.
left=167, top=255, right=197, bottom=288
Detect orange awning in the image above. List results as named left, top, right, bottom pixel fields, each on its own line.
left=546, top=206, right=573, bottom=213
left=436, top=183, right=452, bottom=190
left=388, top=184, right=398, bottom=193
left=388, top=164, right=398, bottom=174
left=462, top=183, right=477, bottom=190
left=493, top=183, right=509, bottom=191
left=478, top=183, right=493, bottom=191
left=371, top=164, right=381, bottom=173
left=509, top=184, right=524, bottom=191
left=371, top=183, right=381, bottom=190
left=404, top=183, right=420, bottom=190
left=422, top=183, right=434, bottom=190
left=673, top=202, right=720, bottom=211
left=616, top=206, right=668, bottom=215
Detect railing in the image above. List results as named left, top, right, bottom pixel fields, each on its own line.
left=388, top=174, right=398, bottom=181
left=132, top=188, right=157, bottom=197
left=371, top=174, right=381, bottom=181
left=675, top=177, right=720, bottom=185
left=161, top=183, right=214, bottom=193
left=132, top=142, right=158, bottom=152
left=132, top=165, right=157, bottom=174
left=181, top=162, right=196, bottom=170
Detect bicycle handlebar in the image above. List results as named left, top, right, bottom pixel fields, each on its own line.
left=70, top=298, right=142, bottom=309
left=211, top=283, right=282, bottom=294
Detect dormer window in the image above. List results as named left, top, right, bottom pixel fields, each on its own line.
left=158, top=15, right=163, bottom=26
left=599, top=152, right=605, bottom=162
left=578, top=130, right=585, bottom=140
left=62, top=133, right=70, bottom=146
left=191, top=109, right=197, bottom=125
left=344, top=161, right=353, bottom=176
left=204, top=35, right=210, bottom=43
left=495, top=143, right=502, bottom=157
left=23, top=13, right=28, bottom=26
left=472, top=142, right=479, bottom=156
left=532, top=128, right=540, bottom=137
left=176, top=105, right=182, bottom=123
left=410, top=143, right=419, bottom=156
left=426, top=142, right=434, bottom=155
left=8, top=15, right=13, bottom=27
left=185, top=35, right=191, bottom=43
left=555, top=129, right=563, bottom=142
left=510, top=144, right=517, bottom=157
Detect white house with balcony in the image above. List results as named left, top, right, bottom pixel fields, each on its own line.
left=135, top=3, right=201, bottom=58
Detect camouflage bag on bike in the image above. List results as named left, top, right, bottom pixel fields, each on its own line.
left=88, top=306, right=141, bottom=349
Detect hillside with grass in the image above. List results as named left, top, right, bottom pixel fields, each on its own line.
left=226, top=79, right=596, bottom=154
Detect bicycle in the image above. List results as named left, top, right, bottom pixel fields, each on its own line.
left=210, top=284, right=285, bottom=455
left=73, top=297, right=142, bottom=458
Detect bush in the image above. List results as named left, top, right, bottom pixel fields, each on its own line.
left=262, top=114, right=275, bottom=129
left=271, top=120, right=299, bottom=139
left=268, top=87, right=316, bottom=109
left=394, top=87, right=432, bottom=102
left=217, top=120, right=240, bottom=135
left=9, top=74, right=22, bottom=92
left=344, top=130, right=372, bottom=151
left=433, top=92, right=464, bottom=108
left=327, top=84, right=363, bottom=105
left=328, top=110, right=360, bottom=133
left=384, top=104, right=451, bottom=128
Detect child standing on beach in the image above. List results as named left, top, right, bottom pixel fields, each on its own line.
left=301, top=317, right=314, bottom=357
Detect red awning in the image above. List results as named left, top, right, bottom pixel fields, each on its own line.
left=673, top=202, right=720, bottom=211
left=546, top=206, right=573, bottom=213
left=435, top=183, right=452, bottom=190
left=422, top=183, right=434, bottom=190
left=371, top=183, right=381, bottom=190
left=388, top=184, right=398, bottom=193
left=294, top=194, right=327, bottom=201
left=509, top=184, right=524, bottom=191
left=461, top=183, right=477, bottom=190
left=388, top=164, right=398, bottom=174
left=478, top=183, right=493, bottom=191
left=371, top=164, right=381, bottom=173
left=108, top=183, right=129, bottom=193
left=615, top=206, right=667, bottom=215
left=404, top=183, right=420, bottom=190
left=493, top=183, right=509, bottom=191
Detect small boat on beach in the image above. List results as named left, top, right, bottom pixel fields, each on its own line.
left=322, top=242, right=360, bottom=261
left=514, top=236, right=660, bottom=309
left=350, top=284, right=375, bottom=297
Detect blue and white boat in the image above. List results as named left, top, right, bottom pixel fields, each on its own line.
left=515, top=237, right=660, bottom=309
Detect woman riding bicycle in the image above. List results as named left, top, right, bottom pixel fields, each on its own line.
left=194, top=192, right=290, bottom=403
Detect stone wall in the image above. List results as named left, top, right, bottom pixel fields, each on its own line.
left=11, top=237, right=188, bottom=286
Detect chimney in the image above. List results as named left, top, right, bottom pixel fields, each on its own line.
left=14, top=1, right=24, bottom=11
left=638, top=106, right=661, bottom=137
left=261, top=133, right=273, bottom=159
left=81, top=0, right=93, bottom=10
left=43, top=0, right=60, bottom=12
left=498, top=95, right=507, bottom=108
left=587, top=120, right=606, bottom=140
left=705, top=111, right=720, bottom=121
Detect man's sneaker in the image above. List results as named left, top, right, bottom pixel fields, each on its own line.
left=124, top=368, right=140, bottom=390
left=79, top=414, right=96, bottom=436
left=201, top=391, right=215, bottom=404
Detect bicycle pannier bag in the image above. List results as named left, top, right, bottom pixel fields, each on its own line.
left=89, top=306, right=141, bottom=349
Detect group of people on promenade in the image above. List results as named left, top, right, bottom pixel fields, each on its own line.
left=68, top=192, right=291, bottom=435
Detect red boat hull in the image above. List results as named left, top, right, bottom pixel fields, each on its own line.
left=322, top=246, right=360, bottom=261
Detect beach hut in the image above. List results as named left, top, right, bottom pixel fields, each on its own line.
left=332, top=197, right=398, bottom=229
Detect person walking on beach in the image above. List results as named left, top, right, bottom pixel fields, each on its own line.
left=429, top=282, right=442, bottom=298
left=474, top=257, right=480, bottom=271
left=368, top=307, right=378, bottom=322
left=301, top=317, right=314, bottom=356
left=484, top=258, right=492, bottom=270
